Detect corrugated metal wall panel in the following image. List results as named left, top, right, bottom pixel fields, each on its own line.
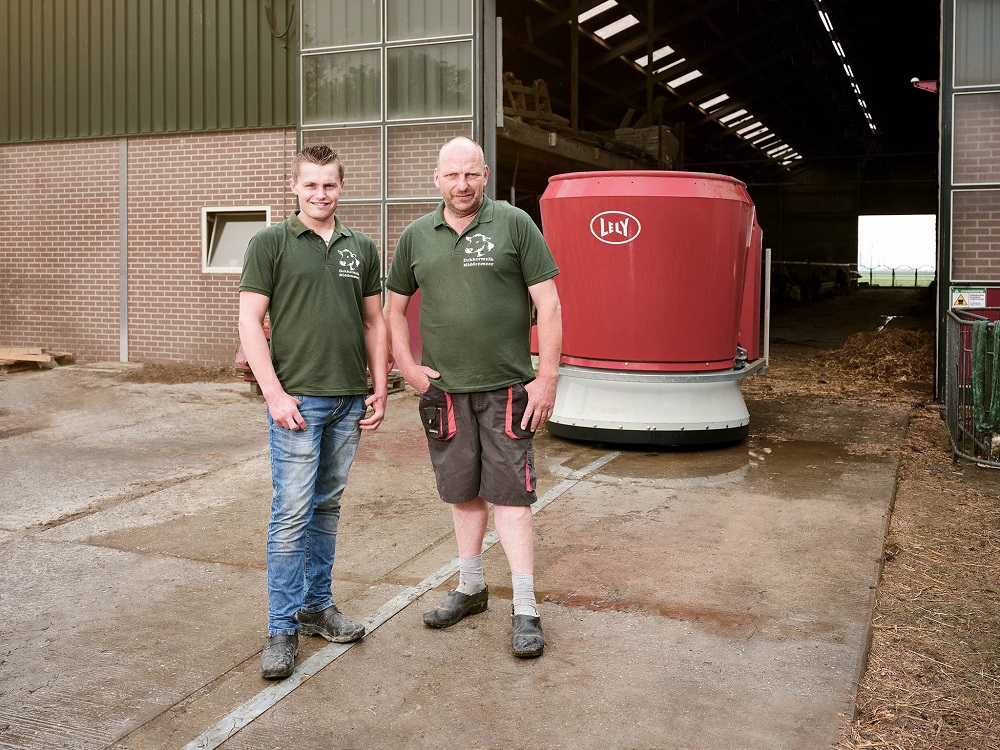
left=0, top=0, right=296, bottom=143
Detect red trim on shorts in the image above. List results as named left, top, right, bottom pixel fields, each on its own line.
left=504, top=386, right=518, bottom=439
left=444, top=392, right=457, bottom=440
left=524, top=457, right=532, bottom=491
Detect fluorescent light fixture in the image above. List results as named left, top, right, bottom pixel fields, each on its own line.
left=737, top=121, right=763, bottom=135
left=579, top=0, right=618, bottom=23
left=595, top=14, right=638, bottom=39
left=812, top=0, right=876, bottom=134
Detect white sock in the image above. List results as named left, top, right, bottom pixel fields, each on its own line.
left=457, top=555, right=486, bottom=595
left=512, top=574, right=538, bottom=617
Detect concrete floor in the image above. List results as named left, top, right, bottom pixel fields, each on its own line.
left=0, top=290, right=925, bottom=750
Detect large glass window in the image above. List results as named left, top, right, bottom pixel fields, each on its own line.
left=956, top=0, right=1000, bottom=86
left=302, top=50, right=381, bottom=125
left=300, top=0, right=477, bottom=281
left=387, top=0, right=473, bottom=41
left=388, top=42, right=473, bottom=119
left=302, top=0, right=381, bottom=49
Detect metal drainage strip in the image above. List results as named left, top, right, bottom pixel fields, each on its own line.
left=183, top=450, right=621, bottom=750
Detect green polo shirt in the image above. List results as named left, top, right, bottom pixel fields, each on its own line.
left=386, top=196, right=559, bottom=393
left=240, top=212, right=381, bottom=396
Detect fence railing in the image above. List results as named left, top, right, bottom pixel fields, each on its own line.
left=945, top=307, right=1000, bottom=468
left=771, top=261, right=936, bottom=301
left=857, top=264, right=936, bottom=288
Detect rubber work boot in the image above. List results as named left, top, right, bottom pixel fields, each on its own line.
left=260, top=633, right=298, bottom=679
left=511, top=612, right=544, bottom=658
left=422, top=587, right=489, bottom=628
left=296, top=604, right=366, bottom=642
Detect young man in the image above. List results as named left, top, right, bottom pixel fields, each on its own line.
left=239, top=145, right=388, bottom=680
left=384, top=136, right=562, bottom=658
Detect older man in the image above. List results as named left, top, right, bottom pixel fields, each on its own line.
left=385, top=136, right=562, bottom=658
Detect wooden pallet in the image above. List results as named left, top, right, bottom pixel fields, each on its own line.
left=0, top=347, right=75, bottom=374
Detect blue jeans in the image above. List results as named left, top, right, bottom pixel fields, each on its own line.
left=266, top=395, right=365, bottom=635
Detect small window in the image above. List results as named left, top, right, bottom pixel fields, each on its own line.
left=202, top=207, right=270, bottom=272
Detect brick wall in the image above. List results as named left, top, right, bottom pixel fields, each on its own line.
left=126, top=129, right=297, bottom=365
left=0, top=139, right=121, bottom=362
left=1, top=123, right=474, bottom=366
left=954, top=93, right=1000, bottom=185
left=952, top=189, right=1000, bottom=281
left=0, top=128, right=297, bottom=366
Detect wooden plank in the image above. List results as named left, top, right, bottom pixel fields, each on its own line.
left=0, top=349, right=54, bottom=362
left=0, top=347, right=45, bottom=357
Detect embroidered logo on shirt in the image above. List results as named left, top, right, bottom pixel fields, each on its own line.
left=463, top=233, right=496, bottom=267
left=338, top=248, right=361, bottom=279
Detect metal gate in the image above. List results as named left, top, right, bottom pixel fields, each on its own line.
left=946, top=308, right=1000, bottom=467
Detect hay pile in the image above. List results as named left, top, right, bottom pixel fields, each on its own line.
left=836, top=406, right=1000, bottom=750
left=823, top=329, right=935, bottom=385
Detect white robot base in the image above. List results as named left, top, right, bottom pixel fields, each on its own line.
left=547, top=363, right=762, bottom=446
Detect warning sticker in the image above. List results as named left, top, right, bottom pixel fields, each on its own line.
left=951, top=287, right=986, bottom=307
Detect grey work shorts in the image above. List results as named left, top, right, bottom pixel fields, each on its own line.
left=418, top=383, right=538, bottom=507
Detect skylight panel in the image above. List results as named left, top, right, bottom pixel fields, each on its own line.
left=699, top=93, right=730, bottom=111
left=719, top=108, right=748, bottom=124
left=667, top=69, right=702, bottom=88
left=635, top=46, right=674, bottom=68
left=653, top=57, right=684, bottom=75
left=737, top=121, right=763, bottom=136
left=595, top=14, right=638, bottom=39
left=579, top=0, right=618, bottom=23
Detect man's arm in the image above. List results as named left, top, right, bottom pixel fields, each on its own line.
left=238, top=290, right=305, bottom=430
left=522, top=278, right=562, bottom=431
left=359, top=294, right=389, bottom=431
left=384, top=290, right=440, bottom=393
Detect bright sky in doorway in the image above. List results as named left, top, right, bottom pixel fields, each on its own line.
left=858, top=215, right=936, bottom=269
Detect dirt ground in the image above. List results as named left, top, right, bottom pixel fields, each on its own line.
left=105, top=287, right=999, bottom=749
left=740, top=289, right=1000, bottom=750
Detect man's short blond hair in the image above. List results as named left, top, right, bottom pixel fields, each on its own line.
left=291, top=144, right=345, bottom=181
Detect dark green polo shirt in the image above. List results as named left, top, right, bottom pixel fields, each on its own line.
left=386, top=197, right=559, bottom=393
left=240, top=212, right=381, bottom=396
